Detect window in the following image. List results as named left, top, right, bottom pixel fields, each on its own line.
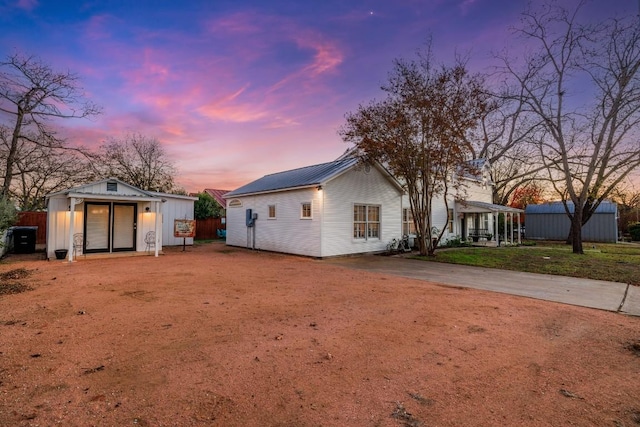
left=268, top=205, right=276, bottom=219
left=301, top=202, right=312, bottom=219
left=403, top=208, right=416, bottom=235
left=106, top=181, right=117, bottom=192
left=353, top=204, right=380, bottom=239
left=448, top=208, right=454, bottom=233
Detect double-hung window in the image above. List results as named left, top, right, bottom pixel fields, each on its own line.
left=403, top=208, right=416, bottom=235
left=353, top=204, right=380, bottom=240
left=301, top=202, right=312, bottom=219
left=268, top=205, right=276, bottom=219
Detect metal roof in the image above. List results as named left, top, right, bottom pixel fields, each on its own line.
left=204, top=189, right=230, bottom=207
left=225, top=157, right=360, bottom=197
left=525, top=201, right=617, bottom=215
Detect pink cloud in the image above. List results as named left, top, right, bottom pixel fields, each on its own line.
left=197, top=86, right=269, bottom=123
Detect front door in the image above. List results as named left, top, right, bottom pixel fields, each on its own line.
left=84, top=202, right=137, bottom=253
left=113, top=203, right=136, bottom=251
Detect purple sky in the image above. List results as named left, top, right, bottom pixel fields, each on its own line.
left=1, top=0, right=637, bottom=192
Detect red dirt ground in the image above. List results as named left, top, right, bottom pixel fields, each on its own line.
left=0, top=242, right=639, bottom=426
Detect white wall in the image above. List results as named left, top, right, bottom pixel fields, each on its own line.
left=46, top=196, right=166, bottom=259
left=226, top=187, right=322, bottom=256
left=158, top=196, right=196, bottom=246
left=321, top=166, right=402, bottom=257
left=226, top=165, right=403, bottom=257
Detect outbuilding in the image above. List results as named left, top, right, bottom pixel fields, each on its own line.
left=525, top=201, right=618, bottom=243
left=223, top=157, right=404, bottom=258
left=45, top=178, right=197, bottom=261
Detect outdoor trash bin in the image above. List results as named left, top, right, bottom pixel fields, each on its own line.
left=12, top=226, right=37, bottom=254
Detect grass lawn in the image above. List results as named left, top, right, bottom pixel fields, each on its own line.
left=414, top=241, right=640, bottom=286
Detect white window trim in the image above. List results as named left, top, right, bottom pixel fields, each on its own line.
left=300, top=201, right=312, bottom=219
left=268, top=204, right=277, bottom=220
left=353, top=203, right=381, bottom=241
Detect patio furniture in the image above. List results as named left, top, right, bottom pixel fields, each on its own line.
left=144, top=231, right=155, bottom=253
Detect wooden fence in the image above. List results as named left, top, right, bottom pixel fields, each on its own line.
left=10, top=212, right=226, bottom=244
left=14, top=211, right=47, bottom=244
left=195, top=217, right=226, bottom=240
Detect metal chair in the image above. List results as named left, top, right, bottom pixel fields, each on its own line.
left=73, top=233, right=84, bottom=258
left=144, top=231, right=155, bottom=253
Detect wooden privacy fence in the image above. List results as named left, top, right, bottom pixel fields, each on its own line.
left=195, top=217, right=225, bottom=240
left=14, top=211, right=47, bottom=244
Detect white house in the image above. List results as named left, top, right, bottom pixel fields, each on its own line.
left=223, top=157, right=522, bottom=258
left=224, top=158, right=404, bottom=257
left=45, top=178, right=197, bottom=261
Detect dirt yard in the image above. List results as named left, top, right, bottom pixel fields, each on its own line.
left=0, top=242, right=639, bottom=426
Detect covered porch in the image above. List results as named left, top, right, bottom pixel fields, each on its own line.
left=46, top=179, right=164, bottom=262
left=455, top=200, right=524, bottom=246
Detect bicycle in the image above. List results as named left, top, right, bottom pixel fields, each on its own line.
left=386, top=238, right=400, bottom=253
left=387, top=235, right=411, bottom=254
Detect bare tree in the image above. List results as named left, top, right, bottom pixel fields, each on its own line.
left=0, top=126, right=95, bottom=210
left=470, top=95, right=547, bottom=205
left=95, top=133, right=177, bottom=192
left=499, top=2, right=640, bottom=253
left=0, top=53, right=101, bottom=198
left=340, top=48, right=489, bottom=256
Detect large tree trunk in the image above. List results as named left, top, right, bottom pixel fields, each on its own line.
left=569, top=215, right=584, bottom=254
left=2, top=112, right=24, bottom=198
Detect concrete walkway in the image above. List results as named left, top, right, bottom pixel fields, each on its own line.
left=323, top=255, right=640, bottom=317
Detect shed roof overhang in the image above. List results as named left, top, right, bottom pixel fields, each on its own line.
left=456, top=200, right=524, bottom=214
left=65, top=191, right=160, bottom=203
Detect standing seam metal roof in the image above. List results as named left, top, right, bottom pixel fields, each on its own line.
left=525, top=201, right=617, bottom=214
left=225, top=158, right=359, bottom=197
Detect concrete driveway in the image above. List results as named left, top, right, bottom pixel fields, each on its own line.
left=323, top=255, right=640, bottom=316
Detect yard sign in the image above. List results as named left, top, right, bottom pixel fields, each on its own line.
left=174, top=219, right=196, bottom=251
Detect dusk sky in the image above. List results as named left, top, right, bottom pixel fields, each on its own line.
left=1, top=0, right=637, bottom=192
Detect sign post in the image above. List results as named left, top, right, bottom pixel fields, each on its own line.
left=174, top=219, right=196, bottom=251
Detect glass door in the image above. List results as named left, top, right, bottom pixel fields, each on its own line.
left=85, top=203, right=110, bottom=252
left=112, top=203, right=137, bottom=251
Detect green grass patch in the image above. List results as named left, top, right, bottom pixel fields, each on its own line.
left=413, top=242, right=640, bottom=285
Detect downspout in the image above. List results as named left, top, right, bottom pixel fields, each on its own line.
left=67, top=197, right=76, bottom=262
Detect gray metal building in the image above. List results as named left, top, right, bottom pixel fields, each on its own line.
left=525, top=201, right=618, bottom=243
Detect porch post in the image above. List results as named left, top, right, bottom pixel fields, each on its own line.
left=517, top=213, right=522, bottom=244
left=503, top=212, right=507, bottom=246
left=154, top=200, right=161, bottom=257
left=493, top=212, right=498, bottom=245
left=509, top=212, right=514, bottom=245
left=67, top=197, right=76, bottom=262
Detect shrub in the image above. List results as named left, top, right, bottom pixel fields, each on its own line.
left=0, top=197, right=17, bottom=232
left=629, top=223, right=640, bottom=241
left=445, top=235, right=470, bottom=248
left=194, top=192, right=223, bottom=219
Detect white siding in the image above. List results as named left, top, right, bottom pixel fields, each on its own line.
left=226, top=164, right=403, bottom=257
left=226, top=188, right=322, bottom=256
left=46, top=197, right=167, bottom=259
left=159, top=197, right=195, bottom=246
left=321, top=166, right=402, bottom=257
